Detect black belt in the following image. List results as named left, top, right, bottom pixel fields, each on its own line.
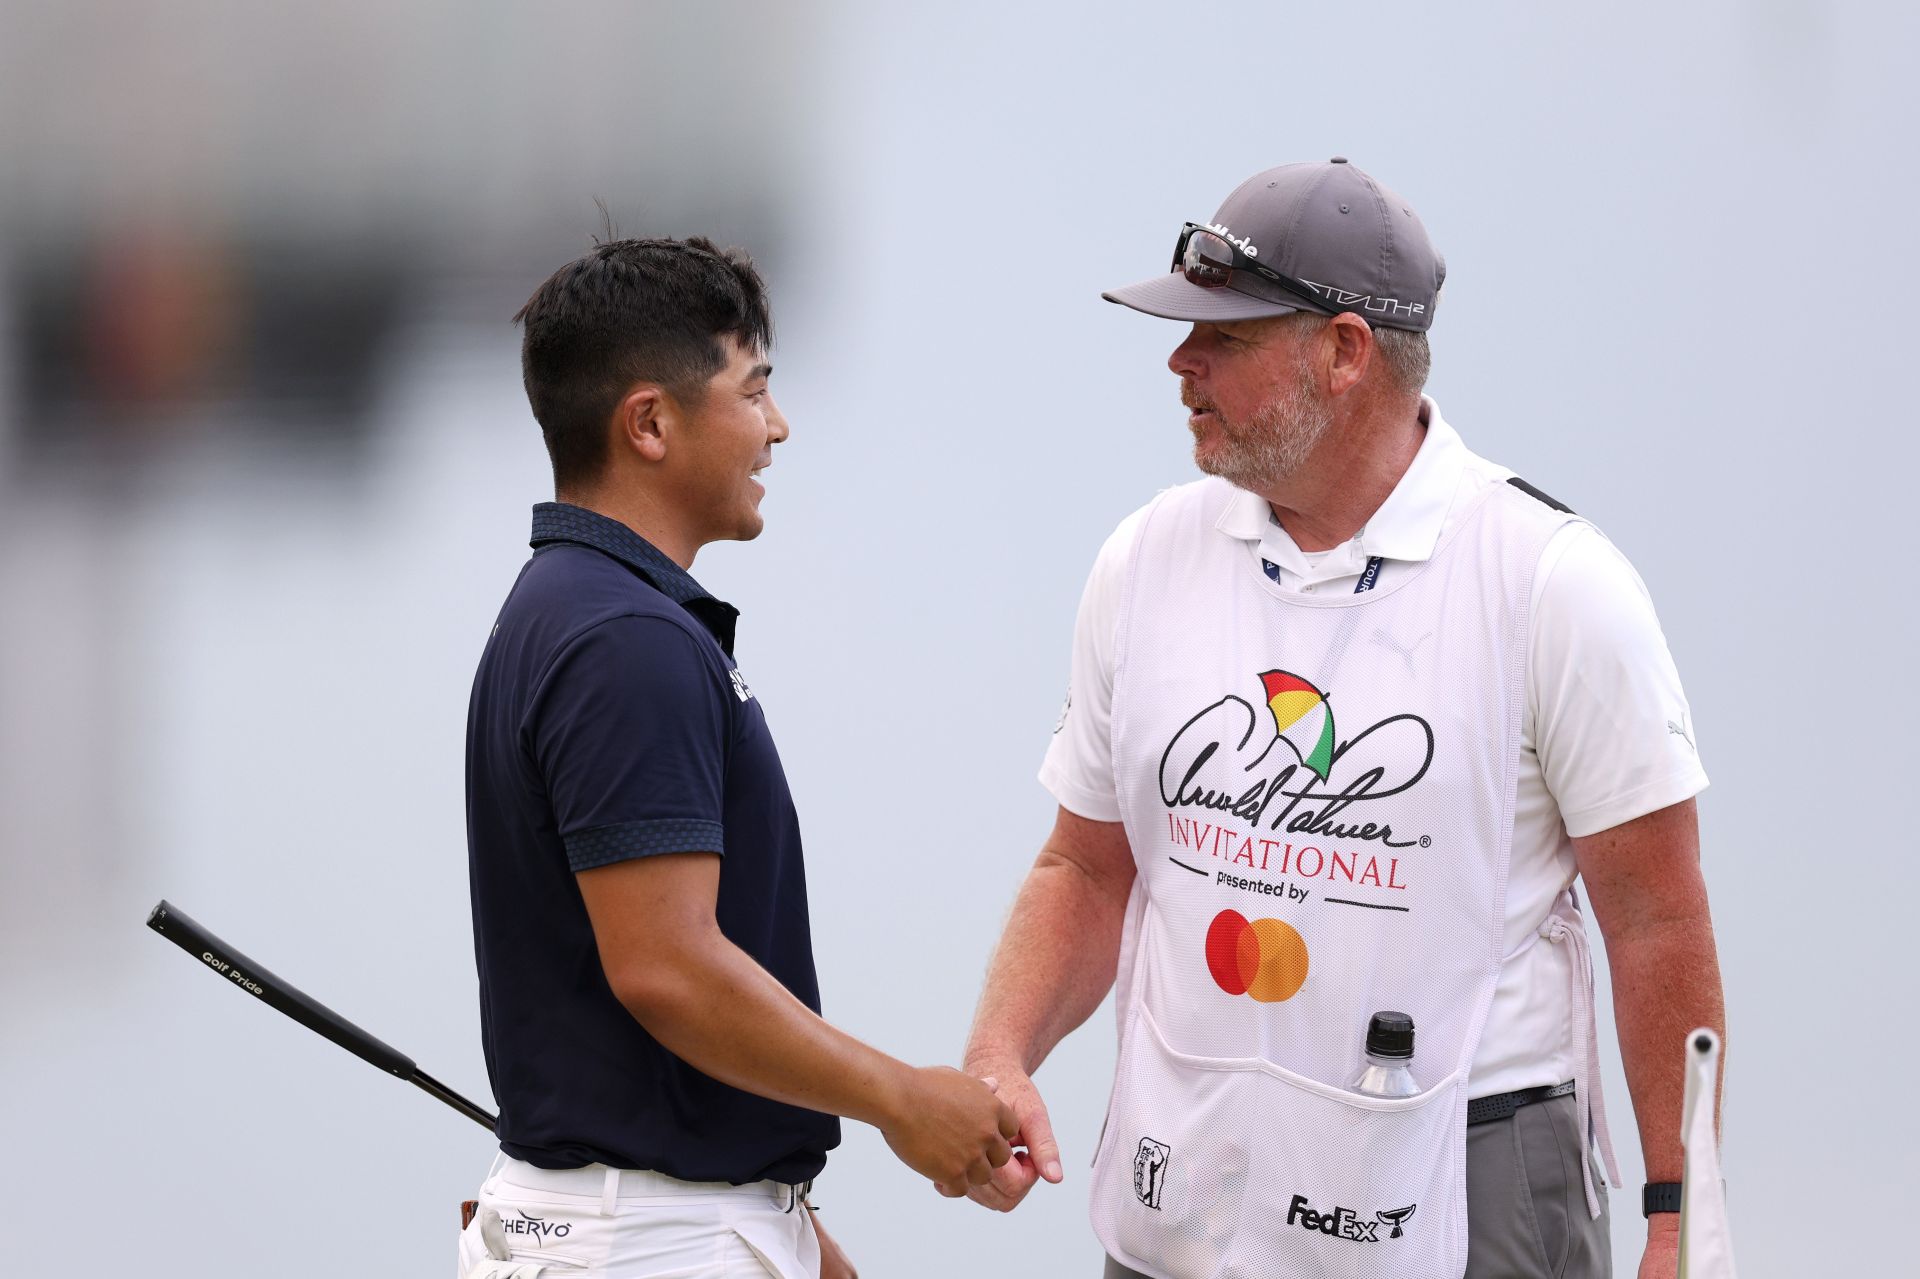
left=1466, top=1080, right=1575, bottom=1126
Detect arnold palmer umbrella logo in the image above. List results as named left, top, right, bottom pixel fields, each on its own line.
left=1260, top=670, right=1335, bottom=782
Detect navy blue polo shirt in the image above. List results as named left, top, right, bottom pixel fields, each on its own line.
left=466, top=502, right=838, bottom=1184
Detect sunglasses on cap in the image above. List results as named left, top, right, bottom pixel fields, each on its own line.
left=1173, top=222, right=1350, bottom=320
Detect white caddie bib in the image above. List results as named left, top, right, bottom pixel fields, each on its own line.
left=1089, top=476, right=1578, bottom=1279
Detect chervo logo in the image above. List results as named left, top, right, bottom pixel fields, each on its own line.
left=1285, top=1193, right=1415, bottom=1243
left=500, top=1212, right=572, bottom=1244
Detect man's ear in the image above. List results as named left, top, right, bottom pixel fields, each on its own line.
left=613, top=384, right=670, bottom=464
left=1324, top=314, right=1374, bottom=398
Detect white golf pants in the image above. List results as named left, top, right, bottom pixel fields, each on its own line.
left=457, top=1154, right=821, bottom=1279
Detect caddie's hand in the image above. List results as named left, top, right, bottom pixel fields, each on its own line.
left=809, top=1206, right=858, bottom=1279
left=880, top=1065, right=1017, bottom=1196
left=957, top=1059, right=1063, bottom=1212
left=1638, top=1214, right=1679, bottom=1279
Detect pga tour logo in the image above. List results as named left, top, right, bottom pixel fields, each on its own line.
left=1132, top=1138, right=1171, bottom=1209
left=1287, top=1193, right=1416, bottom=1243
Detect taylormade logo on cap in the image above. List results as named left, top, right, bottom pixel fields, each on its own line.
left=1206, top=223, right=1260, bottom=258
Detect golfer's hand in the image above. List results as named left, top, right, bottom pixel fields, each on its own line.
left=958, top=1060, right=1063, bottom=1212
left=879, top=1066, right=1017, bottom=1195
left=1638, top=1214, right=1679, bottom=1279
left=810, top=1208, right=857, bottom=1279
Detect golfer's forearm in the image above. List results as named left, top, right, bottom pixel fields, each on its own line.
left=966, top=856, right=1128, bottom=1074
left=1608, top=916, right=1725, bottom=1183
left=610, top=935, right=908, bottom=1130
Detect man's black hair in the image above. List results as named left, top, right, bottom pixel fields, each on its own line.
left=513, top=236, right=773, bottom=492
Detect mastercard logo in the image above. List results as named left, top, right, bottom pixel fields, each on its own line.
left=1205, top=909, right=1309, bottom=1002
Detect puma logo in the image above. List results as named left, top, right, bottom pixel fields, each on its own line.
left=1370, top=628, right=1433, bottom=674
left=1667, top=715, right=1695, bottom=753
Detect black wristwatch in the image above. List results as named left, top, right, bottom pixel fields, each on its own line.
left=1642, top=1182, right=1683, bottom=1216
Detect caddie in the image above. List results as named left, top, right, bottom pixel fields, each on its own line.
left=961, top=159, right=1726, bottom=1279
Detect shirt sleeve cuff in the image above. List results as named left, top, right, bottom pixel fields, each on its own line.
left=1559, top=770, right=1709, bottom=840
left=563, top=818, right=726, bottom=872
left=1038, top=763, right=1124, bottom=823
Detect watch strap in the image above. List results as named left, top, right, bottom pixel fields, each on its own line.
left=1642, top=1182, right=1683, bottom=1216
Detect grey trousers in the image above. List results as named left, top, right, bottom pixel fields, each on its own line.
left=1101, top=1093, right=1611, bottom=1279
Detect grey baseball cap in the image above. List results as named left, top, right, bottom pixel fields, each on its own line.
left=1103, top=157, right=1445, bottom=332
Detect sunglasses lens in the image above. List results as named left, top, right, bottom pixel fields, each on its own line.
left=1181, top=230, right=1236, bottom=288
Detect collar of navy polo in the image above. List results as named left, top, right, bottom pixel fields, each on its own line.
left=1214, top=396, right=1469, bottom=577
left=529, top=502, right=741, bottom=655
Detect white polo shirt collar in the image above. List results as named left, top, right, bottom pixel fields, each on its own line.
left=1215, top=397, right=1468, bottom=579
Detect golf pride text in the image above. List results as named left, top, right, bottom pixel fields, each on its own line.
left=200, top=951, right=264, bottom=996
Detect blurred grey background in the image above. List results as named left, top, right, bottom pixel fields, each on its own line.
left=2, top=1, right=1913, bottom=1274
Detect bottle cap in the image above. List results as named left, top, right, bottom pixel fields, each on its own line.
left=1366, top=1011, right=1415, bottom=1059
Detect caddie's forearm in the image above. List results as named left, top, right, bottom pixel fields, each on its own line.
left=1606, top=915, right=1725, bottom=1184
left=611, top=931, right=911, bottom=1132
left=966, top=856, right=1129, bottom=1075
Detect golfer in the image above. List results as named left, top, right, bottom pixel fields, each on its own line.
left=461, top=236, right=1016, bottom=1278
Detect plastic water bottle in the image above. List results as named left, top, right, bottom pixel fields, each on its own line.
left=1350, top=1011, right=1420, bottom=1097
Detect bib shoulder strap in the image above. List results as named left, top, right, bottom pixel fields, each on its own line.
left=1506, top=475, right=1575, bottom=514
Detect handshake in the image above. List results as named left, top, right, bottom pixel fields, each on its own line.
left=875, top=1058, right=1064, bottom=1211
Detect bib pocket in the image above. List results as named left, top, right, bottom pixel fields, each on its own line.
left=1091, top=1004, right=1468, bottom=1279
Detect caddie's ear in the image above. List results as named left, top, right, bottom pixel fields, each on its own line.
left=1324, top=313, right=1373, bottom=398
left=613, top=384, right=670, bottom=464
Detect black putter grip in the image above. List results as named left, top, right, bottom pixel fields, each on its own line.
left=147, top=899, right=415, bottom=1079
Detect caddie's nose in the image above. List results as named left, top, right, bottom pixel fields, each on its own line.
left=1168, top=324, right=1209, bottom=381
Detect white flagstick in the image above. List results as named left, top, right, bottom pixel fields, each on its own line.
left=1679, top=1028, right=1737, bottom=1278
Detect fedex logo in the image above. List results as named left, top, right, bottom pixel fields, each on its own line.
left=1286, top=1193, right=1416, bottom=1243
